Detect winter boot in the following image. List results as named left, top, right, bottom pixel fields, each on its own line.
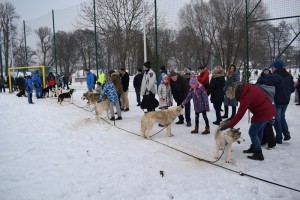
left=201, top=126, right=210, bottom=135
left=247, top=150, right=264, bottom=161
left=243, top=145, right=254, bottom=153
left=221, top=106, right=228, bottom=118
left=191, top=126, right=199, bottom=134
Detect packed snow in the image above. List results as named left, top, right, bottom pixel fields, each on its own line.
left=0, top=76, right=300, bottom=200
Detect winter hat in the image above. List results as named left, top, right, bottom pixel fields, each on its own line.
left=170, top=71, right=177, bottom=77
left=263, top=66, right=270, bottom=72
left=272, top=59, right=284, bottom=69
left=189, top=76, right=199, bottom=87
left=144, top=61, right=151, bottom=69
left=213, top=66, right=224, bottom=74
left=162, top=74, right=168, bottom=83
left=160, top=65, right=166, bottom=71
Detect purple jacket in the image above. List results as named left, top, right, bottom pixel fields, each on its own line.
left=183, top=84, right=209, bottom=113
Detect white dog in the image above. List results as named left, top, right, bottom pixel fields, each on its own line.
left=214, top=126, right=245, bottom=163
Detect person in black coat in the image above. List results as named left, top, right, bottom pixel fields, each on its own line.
left=255, top=66, right=276, bottom=149
left=208, top=66, right=225, bottom=125
left=133, top=68, right=143, bottom=106
left=170, top=71, right=191, bottom=126
left=295, top=74, right=300, bottom=105
left=271, top=60, right=295, bottom=144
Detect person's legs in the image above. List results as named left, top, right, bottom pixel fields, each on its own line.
left=123, top=90, right=129, bottom=110
left=280, top=105, right=290, bottom=139
left=274, top=105, right=283, bottom=143
left=248, top=122, right=266, bottom=152
left=115, top=101, right=122, bottom=118
left=222, top=105, right=228, bottom=118
left=185, top=101, right=191, bottom=124
left=213, top=102, right=222, bottom=123
left=135, top=87, right=141, bottom=105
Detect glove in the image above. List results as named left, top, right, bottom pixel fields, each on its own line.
left=160, top=98, right=165, bottom=101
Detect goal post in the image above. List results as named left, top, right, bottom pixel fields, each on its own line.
left=8, top=66, right=46, bottom=93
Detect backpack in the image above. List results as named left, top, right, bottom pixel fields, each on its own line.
left=256, top=84, right=275, bottom=102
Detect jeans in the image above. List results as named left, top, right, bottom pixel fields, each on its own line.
left=274, top=104, right=289, bottom=141
left=249, top=122, right=266, bottom=152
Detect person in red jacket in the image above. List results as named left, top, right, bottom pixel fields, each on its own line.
left=197, top=66, right=210, bottom=92
left=220, top=82, right=275, bottom=161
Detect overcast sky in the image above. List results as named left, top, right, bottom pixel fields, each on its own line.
left=9, top=0, right=85, bottom=21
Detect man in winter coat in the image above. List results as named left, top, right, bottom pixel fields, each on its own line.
left=140, top=61, right=158, bottom=112
left=32, top=70, right=42, bottom=98
left=85, top=68, right=94, bottom=92
left=170, top=71, right=191, bottom=127
left=133, top=68, right=143, bottom=106
left=221, top=82, right=275, bottom=161
left=25, top=72, right=34, bottom=104
left=271, top=59, right=295, bottom=144
left=120, top=67, right=130, bottom=111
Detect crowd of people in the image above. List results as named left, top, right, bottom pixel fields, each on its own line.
left=1, top=59, right=298, bottom=162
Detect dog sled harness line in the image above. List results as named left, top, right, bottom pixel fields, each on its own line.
left=70, top=101, right=300, bottom=193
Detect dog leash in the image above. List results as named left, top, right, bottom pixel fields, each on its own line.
left=70, top=102, right=300, bottom=193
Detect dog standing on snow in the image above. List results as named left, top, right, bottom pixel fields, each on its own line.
left=214, top=123, right=245, bottom=163
left=58, top=88, right=75, bottom=105
left=140, top=106, right=184, bottom=139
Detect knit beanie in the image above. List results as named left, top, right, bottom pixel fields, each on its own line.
left=272, top=60, right=284, bottom=69
left=263, top=66, right=270, bottom=72
left=189, top=76, right=199, bottom=87
left=160, top=65, right=166, bottom=71
left=144, top=61, right=151, bottom=69
left=170, top=71, right=177, bottom=77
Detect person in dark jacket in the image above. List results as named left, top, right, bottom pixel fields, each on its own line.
left=208, top=66, right=225, bottom=125
left=255, top=66, right=276, bottom=149
left=133, top=68, right=143, bottom=106
left=170, top=71, right=191, bottom=127
left=62, top=74, right=69, bottom=89
left=120, top=67, right=130, bottom=111
left=271, top=60, right=295, bottom=144
left=221, top=82, right=276, bottom=161
left=157, top=65, right=168, bottom=87
left=296, top=74, right=300, bottom=105
left=222, top=64, right=240, bottom=119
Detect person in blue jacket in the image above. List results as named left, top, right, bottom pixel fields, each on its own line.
left=32, top=70, right=42, bottom=98
left=85, top=68, right=94, bottom=92
left=98, top=75, right=122, bottom=121
left=25, top=72, right=34, bottom=104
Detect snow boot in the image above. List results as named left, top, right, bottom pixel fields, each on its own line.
left=191, top=126, right=199, bottom=134
left=247, top=150, right=264, bottom=161
left=201, top=126, right=210, bottom=135
left=243, top=145, right=254, bottom=153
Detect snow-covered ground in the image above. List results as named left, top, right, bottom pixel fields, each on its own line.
left=0, top=78, right=300, bottom=200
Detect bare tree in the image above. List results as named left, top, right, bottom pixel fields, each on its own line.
left=0, top=1, right=19, bottom=74
left=56, top=31, right=80, bottom=76
left=74, top=29, right=95, bottom=70
left=35, top=26, right=53, bottom=66
left=80, top=0, right=144, bottom=70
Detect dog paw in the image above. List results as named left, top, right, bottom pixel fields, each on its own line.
left=168, top=134, right=174, bottom=137
left=225, top=159, right=232, bottom=163
left=214, top=156, right=219, bottom=159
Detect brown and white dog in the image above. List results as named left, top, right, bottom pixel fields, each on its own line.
left=140, top=106, right=184, bottom=139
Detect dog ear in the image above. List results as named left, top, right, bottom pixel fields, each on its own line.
left=180, top=105, right=184, bottom=109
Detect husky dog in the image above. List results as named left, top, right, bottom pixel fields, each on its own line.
left=81, top=92, right=100, bottom=109
left=95, top=100, right=110, bottom=121
left=214, top=125, right=245, bottom=163
left=140, top=106, right=184, bottom=139
left=58, top=88, right=75, bottom=105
